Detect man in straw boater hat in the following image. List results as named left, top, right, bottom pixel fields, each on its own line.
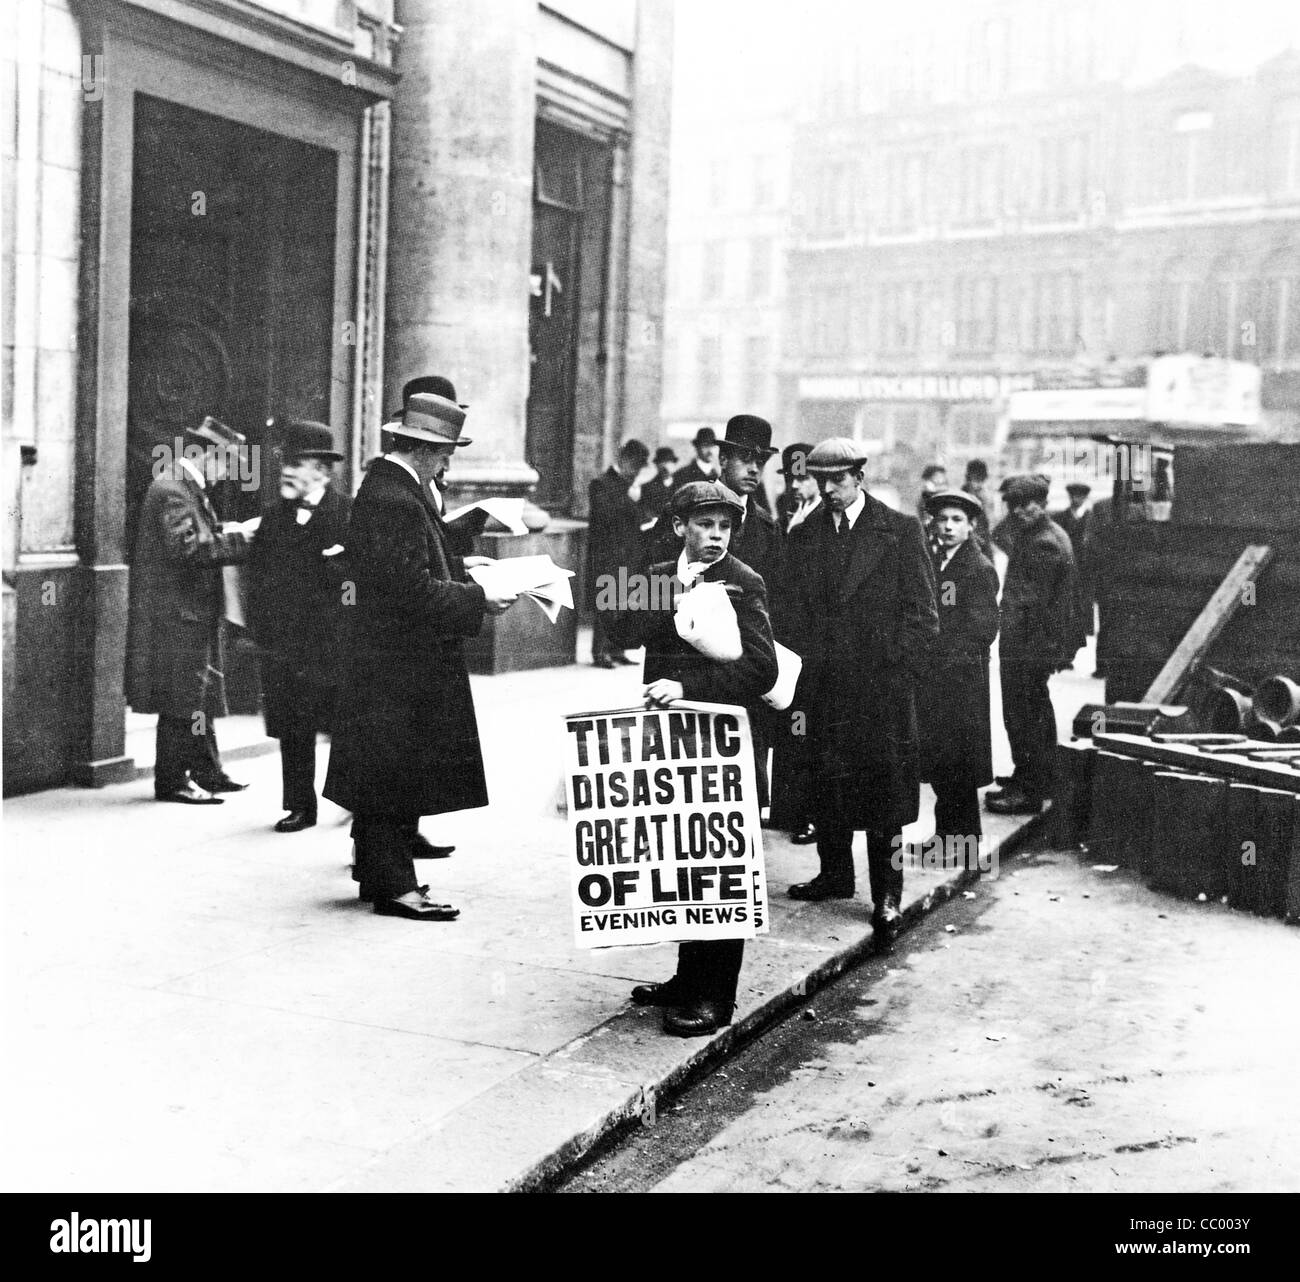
left=781, top=438, right=938, bottom=953
left=608, top=480, right=778, bottom=1036
left=246, top=421, right=352, bottom=833
left=127, top=414, right=254, bottom=805
left=323, top=391, right=520, bottom=920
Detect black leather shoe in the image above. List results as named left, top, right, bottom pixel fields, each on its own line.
left=274, top=810, right=316, bottom=833
left=374, top=895, right=459, bottom=921
left=788, top=876, right=854, bottom=901
left=663, top=998, right=733, bottom=1038
left=791, top=823, right=817, bottom=844
left=631, top=977, right=687, bottom=1007
left=872, top=895, right=903, bottom=954
left=360, top=882, right=429, bottom=904
left=985, top=788, right=1044, bottom=815
left=592, top=654, right=616, bottom=669
left=411, top=833, right=454, bottom=858
left=155, top=781, right=223, bottom=805
left=196, top=774, right=248, bottom=793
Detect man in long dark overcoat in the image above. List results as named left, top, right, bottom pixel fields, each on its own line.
left=587, top=438, right=649, bottom=668
left=127, top=416, right=252, bottom=804
left=916, top=490, right=1000, bottom=854
left=986, top=474, right=1078, bottom=816
left=782, top=438, right=939, bottom=953
left=323, top=392, right=518, bottom=920
left=246, top=421, right=351, bottom=833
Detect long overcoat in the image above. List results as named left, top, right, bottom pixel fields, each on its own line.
left=323, top=458, right=489, bottom=818
left=1000, top=513, right=1078, bottom=670
left=586, top=467, right=642, bottom=611
left=916, top=537, right=999, bottom=786
left=126, top=464, right=248, bottom=718
left=782, top=496, right=939, bottom=833
left=246, top=485, right=352, bottom=740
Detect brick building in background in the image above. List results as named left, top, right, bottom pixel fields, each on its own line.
left=786, top=0, right=1300, bottom=504
left=2, top=0, right=673, bottom=794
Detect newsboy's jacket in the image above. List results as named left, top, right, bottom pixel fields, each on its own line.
left=126, top=463, right=249, bottom=718
left=916, top=537, right=1000, bottom=786
left=323, top=457, right=489, bottom=818
left=782, top=495, right=939, bottom=833
left=246, top=485, right=352, bottom=741
left=999, top=512, right=1078, bottom=669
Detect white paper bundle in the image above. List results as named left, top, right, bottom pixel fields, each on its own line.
left=762, top=642, right=803, bottom=710
left=673, top=581, right=742, bottom=661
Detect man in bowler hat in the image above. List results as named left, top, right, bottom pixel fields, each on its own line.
left=783, top=438, right=938, bottom=953
left=127, top=416, right=253, bottom=804
left=324, top=392, right=519, bottom=919
left=673, top=426, right=721, bottom=487
left=246, top=421, right=352, bottom=832
left=609, top=481, right=778, bottom=1036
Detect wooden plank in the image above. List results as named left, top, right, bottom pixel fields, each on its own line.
left=1094, top=732, right=1300, bottom=792
left=1142, top=544, right=1274, bottom=705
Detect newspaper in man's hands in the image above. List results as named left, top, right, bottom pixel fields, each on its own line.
left=466, top=554, right=575, bottom=624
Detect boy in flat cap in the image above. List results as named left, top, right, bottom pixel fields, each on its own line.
left=916, top=490, right=1000, bottom=857
left=782, top=438, right=939, bottom=953
left=127, top=416, right=253, bottom=804
left=986, top=474, right=1078, bottom=815
left=608, top=481, right=778, bottom=1037
left=246, top=421, right=351, bottom=833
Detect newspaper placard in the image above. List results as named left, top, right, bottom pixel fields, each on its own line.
left=564, top=702, right=769, bottom=949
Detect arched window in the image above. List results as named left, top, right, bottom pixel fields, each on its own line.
left=1258, top=248, right=1300, bottom=362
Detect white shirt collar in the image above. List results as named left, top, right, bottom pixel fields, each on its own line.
left=835, top=489, right=866, bottom=531
left=676, top=549, right=719, bottom=588
left=177, top=456, right=206, bottom=491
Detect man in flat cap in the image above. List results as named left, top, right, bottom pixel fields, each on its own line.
left=986, top=474, right=1078, bottom=816
left=1054, top=481, right=1095, bottom=653
left=588, top=438, right=651, bottom=668
left=916, top=490, right=1000, bottom=856
left=782, top=438, right=939, bottom=953
left=246, top=421, right=352, bottom=833
left=673, top=426, right=721, bottom=487
left=324, top=392, right=519, bottom=920
left=608, top=480, right=778, bottom=1036
left=127, top=416, right=253, bottom=804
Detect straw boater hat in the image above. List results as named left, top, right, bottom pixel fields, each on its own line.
left=386, top=392, right=472, bottom=448
left=185, top=415, right=246, bottom=452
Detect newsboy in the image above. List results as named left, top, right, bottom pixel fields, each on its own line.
left=127, top=415, right=252, bottom=804
left=246, top=421, right=351, bottom=833
left=916, top=490, right=1000, bottom=853
left=323, top=392, right=518, bottom=920
left=782, top=438, right=939, bottom=953
left=609, top=481, right=778, bottom=1037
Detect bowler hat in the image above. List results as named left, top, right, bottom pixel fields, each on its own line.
left=1003, top=474, right=1050, bottom=507
left=719, top=414, right=777, bottom=459
left=281, top=420, right=343, bottom=462
left=805, top=437, right=869, bottom=475
left=654, top=446, right=679, bottom=465
left=185, top=415, right=246, bottom=451
left=924, top=488, right=984, bottom=521
left=671, top=480, right=745, bottom=520
left=388, top=392, right=472, bottom=448
left=692, top=426, right=718, bottom=449
left=781, top=442, right=814, bottom=476
left=1065, top=481, right=1092, bottom=497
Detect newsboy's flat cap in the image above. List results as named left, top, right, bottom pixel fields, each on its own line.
left=924, top=488, right=985, bottom=521
left=671, top=480, right=745, bottom=519
left=1002, top=474, right=1050, bottom=506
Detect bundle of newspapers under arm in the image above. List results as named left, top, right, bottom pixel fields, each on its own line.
left=465, top=553, right=575, bottom=623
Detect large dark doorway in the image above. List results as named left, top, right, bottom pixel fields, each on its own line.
left=527, top=120, right=612, bottom=513
left=126, top=94, right=338, bottom=544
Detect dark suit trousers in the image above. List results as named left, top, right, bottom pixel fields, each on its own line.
left=1000, top=658, right=1057, bottom=800
left=155, top=714, right=222, bottom=795
left=279, top=732, right=318, bottom=814
left=933, top=777, right=983, bottom=843
left=351, top=816, right=421, bottom=901
left=813, top=820, right=904, bottom=910
left=674, top=939, right=744, bottom=1010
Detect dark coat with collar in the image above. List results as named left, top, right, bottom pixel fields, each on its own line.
left=916, top=537, right=999, bottom=785
left=323, top=457, right=489, bottom=817
left=643, top=497, right=783, bottom=604
left=126, top=464, right=249, bottom=718
left=1000, top=513, right=1078, bottom=669
left=608, top=553, right=777, bottom=716
left=782, top=494, right=939, bottom=832
left=587, top=466, right=643, bottom=611
left=246, top=485, right=352, bottom=740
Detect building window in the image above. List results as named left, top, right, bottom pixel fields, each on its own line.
left=698, top=335, right=722, bottom=410
left=1030, top=272, right=1080, bottom=354
left=885, top=152, right=928, bottom=231
left=968, top=19, right=1008, bottom=99
left=710, top=159, right=728, bottom=209
left=702, top=240, right=725, bottom=301
left=749, top=238, right=772, bottom=298
left=809, top=285, right=850, bottom=356
left=880, top=281, right=920, bottom=352
left=954, top=275, right=998, bottom=352
left=1259, top=250, right=1300, bottom=361
left=1274, top=99, right=1300, bottom=196
left=949, top=405, right=998, bottom=449
left=814, top=163, right=852, bottom=235
left=1155, top=259, right=1212, bottom=353
left=745, top=334, right=770, bottom=406
left=1034, top=134, right=1089, bottom=216
left=753, top=154, right=774, bottom=208
left=955, top=146, right=1002, bottom=224
left=1169, top=111, right=1214, bottom=202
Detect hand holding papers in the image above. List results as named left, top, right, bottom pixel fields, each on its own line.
left=466, top=554, right=575, bottom=624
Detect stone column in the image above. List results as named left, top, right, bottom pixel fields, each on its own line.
left=386, top=0, right=539, bottom=502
